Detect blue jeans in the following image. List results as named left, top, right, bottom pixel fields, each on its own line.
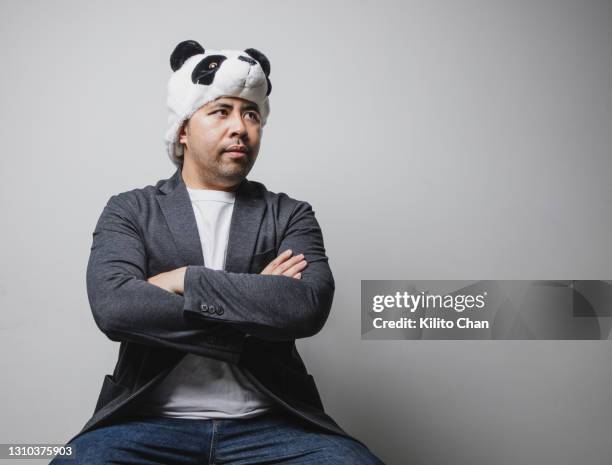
left=50, top=410, right=385, bottom=464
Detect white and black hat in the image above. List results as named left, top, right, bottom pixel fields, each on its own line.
left=164, top=40, right=272, bottom=167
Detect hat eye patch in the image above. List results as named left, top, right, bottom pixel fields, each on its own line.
left=238, top=55, right=257, bottom=66
left=191, top=55, right=227, bottom=85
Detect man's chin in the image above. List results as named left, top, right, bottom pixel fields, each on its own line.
left=219, top=166, right=253, bottom=183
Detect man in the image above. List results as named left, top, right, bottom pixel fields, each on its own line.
left=51, top=40, right=384, bottom=464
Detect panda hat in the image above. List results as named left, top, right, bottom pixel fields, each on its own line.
left=165, top=40, right=272, bottom=167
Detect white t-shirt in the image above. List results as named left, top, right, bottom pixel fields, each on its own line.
left=136, top=187, right=275, bottom=419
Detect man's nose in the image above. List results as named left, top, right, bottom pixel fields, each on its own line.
left=228, top=111, right=247, bottom=138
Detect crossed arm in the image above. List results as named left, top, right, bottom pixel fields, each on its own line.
left=86, top=195, right=335, bottom=357
left=147, top=249, right=307, bottom=294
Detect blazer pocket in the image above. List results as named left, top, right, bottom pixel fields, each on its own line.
left=94, top=374, right=131, bottom=413
left=299, top=374, right=324, bottom=409
left=249, top=247, right=278, bottom=274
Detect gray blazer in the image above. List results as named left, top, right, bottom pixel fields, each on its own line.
left=68, top=168, right=358, bottom=446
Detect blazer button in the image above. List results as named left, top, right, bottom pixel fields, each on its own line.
left=216, top=306, right=224, bottom=315
left=200, top=304, right=208, bottom=312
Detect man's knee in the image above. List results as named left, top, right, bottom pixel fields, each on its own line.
left=49, top=424, right=135, bottom=465
left=48, top=433, right=111, bottom=465
left=293, top=431, right=384, bottom=465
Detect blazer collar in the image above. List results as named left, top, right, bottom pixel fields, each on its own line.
left=155, top=169, right=266, bottom=273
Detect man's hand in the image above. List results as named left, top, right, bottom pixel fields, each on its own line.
left=147, top=266, right=187, bottom=295
left=261, top=249, right=307, bottom=279
left=147, top=250, right=307, bottom=295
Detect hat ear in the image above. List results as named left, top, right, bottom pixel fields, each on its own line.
left=244, top=48, right=270, bottom=77
left=244, top=48, right=272, bottom=96
left=170, top=40, right=205, bottom=71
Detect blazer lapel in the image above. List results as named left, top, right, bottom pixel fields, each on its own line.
left=156, top=169, right=205, bottom=267
left=225, top=179, right=267, bottom=273
left=156, top=169, right=267, bottom=273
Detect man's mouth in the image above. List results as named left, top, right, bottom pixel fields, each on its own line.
left=224, top=145, right=249, bottom=158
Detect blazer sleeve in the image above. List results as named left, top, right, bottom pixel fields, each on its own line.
left=86, top=194, right=246, bottom=360
left=182, top=200, right=336, bottom=341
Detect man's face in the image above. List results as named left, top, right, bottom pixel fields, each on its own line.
left=179, top=96, right=262, bottom=187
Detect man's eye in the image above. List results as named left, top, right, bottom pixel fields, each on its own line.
left=212, top=109, right=228, bottom=116
left=246, top=111, right=260, bottom=121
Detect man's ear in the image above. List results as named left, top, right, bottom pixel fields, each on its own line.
left=178, top=120, right=189, bottom=145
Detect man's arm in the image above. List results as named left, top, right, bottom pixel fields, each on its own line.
left=181, top=200, right=335, bottom=341
left=87, top=194, right=256, bottom=361
left=147, top=249, right=306, bottom=294
left=87, top=194, right=334, bottom=352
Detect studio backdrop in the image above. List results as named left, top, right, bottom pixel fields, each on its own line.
left=1, top=1, right=611, bottom=464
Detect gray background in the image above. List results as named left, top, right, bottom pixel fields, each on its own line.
left=1, top=0, right=611, bottom=464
